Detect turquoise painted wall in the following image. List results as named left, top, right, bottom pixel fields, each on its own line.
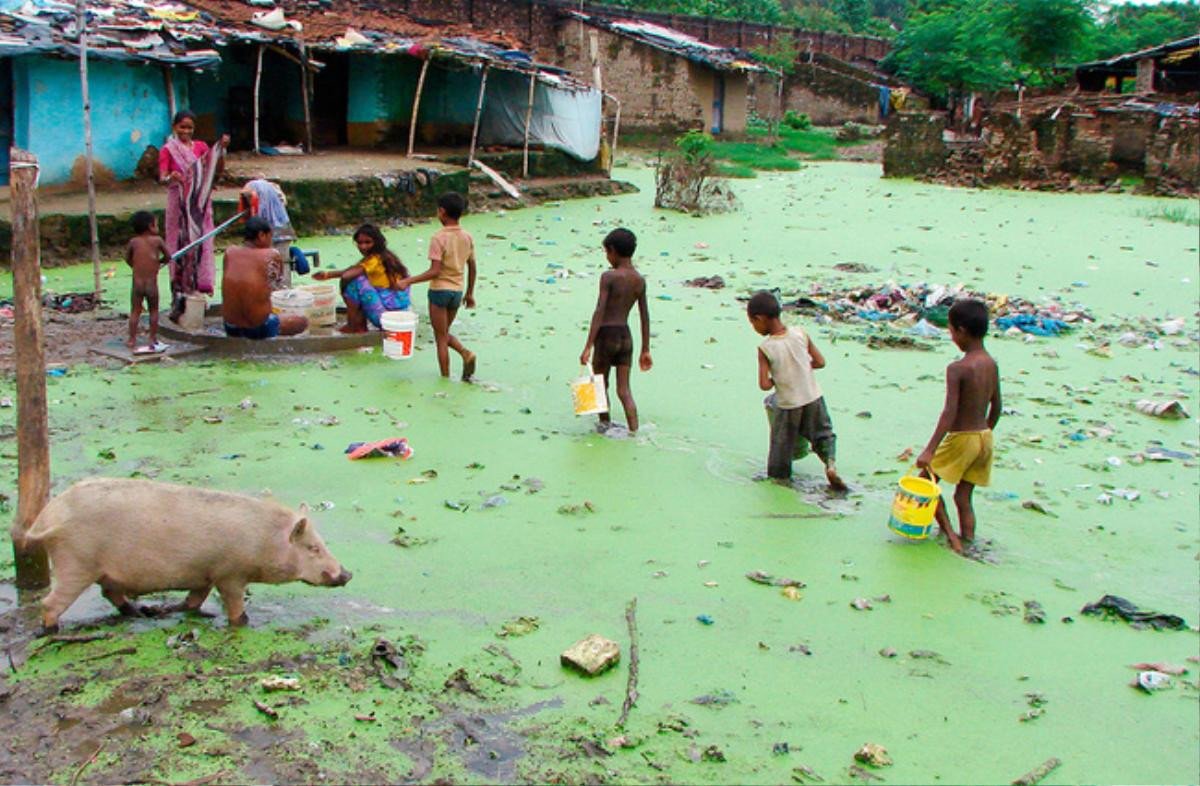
left=12, top=55, right=176, bottom=185
left=347, top=54, right=420, bottom=124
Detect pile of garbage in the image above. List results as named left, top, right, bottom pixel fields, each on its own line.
left=768, top=282, right=1094, bottom=336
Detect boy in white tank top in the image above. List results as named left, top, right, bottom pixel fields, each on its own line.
left=747, top=291, right=846, bottom=491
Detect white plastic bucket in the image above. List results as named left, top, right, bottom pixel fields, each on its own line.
left=270, top=288, right=314, bottom=336
left=381, top=310, right=418, bottom=360
left=298, top=282, right=338, bottom=335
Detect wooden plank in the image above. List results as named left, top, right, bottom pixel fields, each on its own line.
left=8, top=148, right=51, bottom=590
left=522, top=71, right=536, bottom=179
left=253, top=44, right=264, bottom=153
left=407, top=57, right=430, bottom=158
left=468, top=65, right=490, bottom=165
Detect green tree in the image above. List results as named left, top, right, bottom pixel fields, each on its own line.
left=883, top=0, right=1015, bottom=97
left=1002, top=0, right=1093, bottom=79
left=833, top=0, right=872, bottom=30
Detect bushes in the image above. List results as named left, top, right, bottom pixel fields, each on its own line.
left=783, top=110, right=813, bottom=130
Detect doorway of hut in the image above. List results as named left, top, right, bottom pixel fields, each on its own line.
left=311, top=52, right=349, bottom=147
left=0, top=58, right=12, bottom=184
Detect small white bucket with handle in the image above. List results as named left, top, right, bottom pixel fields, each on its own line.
left=381, top=310, right=418, bottom=360
left=571, top=366, right=609, bottom=416
left=299, top=282, right=338, bottom=335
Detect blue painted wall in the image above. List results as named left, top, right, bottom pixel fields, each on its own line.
left=12, top=55, right=176, bottom=185
left=347, top=54, right=419, bottom=124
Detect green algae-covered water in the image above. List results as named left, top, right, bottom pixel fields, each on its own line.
left=2, top=162, right=1198, bottom=784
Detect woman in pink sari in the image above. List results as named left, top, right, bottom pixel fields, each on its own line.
left=159, top=110, right=229, bottom=321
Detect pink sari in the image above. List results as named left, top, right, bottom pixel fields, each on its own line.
left=162, top=136, right=223, bottom=301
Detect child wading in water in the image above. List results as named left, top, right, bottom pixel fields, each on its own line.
left=747, top=291, right=846, bottom=490
left=917, top=298, right=1001, bottom=554
left=580, top=228, right=652, bottom=434
left=124, top=211, right=169, bottom=351
left=398, top=192, right=477, bottom=380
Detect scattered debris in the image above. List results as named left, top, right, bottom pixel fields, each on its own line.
left=1021, top=500, right=1057, bottom=517
left=1023, top=600, right=1047, bottom=624
left=851, top=598, right=873, bottom=611
left=1080, top=595, right=1186, bottom=631
left=702, top=744, right=726, bottom=763
left=1135, top=399, right=1190, bottom=419
left=1011, top=757, right=1061, bottom=786
left=496, top=616, right=541, bottom=638
left=691, top=690, right=738, bottom=707
left=370, top=638, right=409, bottom=690
left=260, top=676, right=300, bottom=692
left=745, top=571, right=805, bottom=588
left=793, top=764, right=825, bottom=783
left=1133, top=670, right=1173, bottom=693
left=561, top=634, right=620, bottom=676
left=618, top=598, right=640, bottom=728
left=1128, top=662, right=1188, bottom=676
left=854, top=743, right=892, bottom=768
left=252, top=699, right=279, bottom=720
left=684, top=275, right=725, bottom=289
left=176, top=732, right=197, bottom=748
left=878, top=647, right=897, bottom=658
left=443, top=667, right=481, bottom=695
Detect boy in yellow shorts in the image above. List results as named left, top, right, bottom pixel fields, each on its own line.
left=916, top=299, right=1001, bottom=554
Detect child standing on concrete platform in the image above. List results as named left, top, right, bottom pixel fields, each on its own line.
left=398, top=192, right=477, bottom=380
left=916, top=298, right=1002, bottom=554
left=124, top=211, right=169, bottom=352
left=747, top=291, right=846, bottom=491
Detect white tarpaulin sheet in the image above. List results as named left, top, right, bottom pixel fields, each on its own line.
left=480, top=72, right=602, bottom=161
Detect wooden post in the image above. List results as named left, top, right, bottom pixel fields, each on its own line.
left=253, top=44, right=264, bottom=153
left=163, top=66, right=176, bottom=124
left=299, top=42, right=313, bottom=153
left=8, top=148, right=51, bottom=591
left=467, top=64, right=489, bottom=165
left=608, top=96, right=621, bottom=178
left=76, top=0, right=100, bottom=300
left=522, top=71, right=536, bottom=178
left=407, top=57, right=430, bottom=158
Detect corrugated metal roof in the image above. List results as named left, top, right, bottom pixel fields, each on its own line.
left=566, top=10, right=773, bottom=74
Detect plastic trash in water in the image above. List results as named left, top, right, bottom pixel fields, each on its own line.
left=696, top=614, right=714, bottom=625
left=910, top=319, right=941, bottom=338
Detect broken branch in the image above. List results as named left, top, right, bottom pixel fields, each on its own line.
left=1012, top=757, right=1062, bottom=786
left=69, top=742, right=105, bottom=786
left=617, top=596, right=639, bottom=728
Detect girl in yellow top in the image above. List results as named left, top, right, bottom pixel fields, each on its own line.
left=313, top=224, right=410, bottom=333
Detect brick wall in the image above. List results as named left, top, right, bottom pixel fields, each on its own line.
left=377, top=0, right=891, bottom=65
left=883, top=112, right=946, bottom=177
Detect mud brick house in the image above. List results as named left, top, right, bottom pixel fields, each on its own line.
left=1075, top=35, right=1200, bottom=96
left=0, top=0, right=603, bottom=187
left=556, top=10, right=775, bottom=135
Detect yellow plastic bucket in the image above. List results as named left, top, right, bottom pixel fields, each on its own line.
left=888, top=471, right=940, bottom=540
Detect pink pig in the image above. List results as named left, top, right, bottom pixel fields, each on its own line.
left=20, top=478, right=351, bottom=634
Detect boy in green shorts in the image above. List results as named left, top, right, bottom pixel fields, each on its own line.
left=398, top=192, right=477, bottom=380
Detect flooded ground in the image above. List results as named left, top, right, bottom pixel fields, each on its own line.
left=1, top=161, right=1197, bottom=784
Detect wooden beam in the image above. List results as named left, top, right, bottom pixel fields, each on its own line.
left=75, top=0, right=100, bottom=299
left=407, top=57, right=430, bottom=158
left=608, top=96, right=621, bottom=178
left=467, top=64, right=490, bottom=165
left=253, top=44, right=264, bottom=154
left=163, top=66, right=176, bottom=125
left=299, top=41, right=313, bottom=153
left=8, top=148, right=51, bottom=591
left=522, top=71, right=536, bottom=178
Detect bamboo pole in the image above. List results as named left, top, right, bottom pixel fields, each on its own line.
left=608, top=97, right=621, bottom=178
left=406, top=57, right=430, bottom=158
left=8, top=148, right=51, bottom=591
left=76, top=0, right=100, bottom=300
left=467, top=64, right=489, bottom=165
left=252, top=44, right=264, bottom=153
left=299, top=42, right=313, bottom=153
left=521, top=71, right=536, bottom=178
left=163, top=66, right=176, bottom=125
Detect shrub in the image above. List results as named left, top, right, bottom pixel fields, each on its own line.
left=783, top=111, right=812, bottom=130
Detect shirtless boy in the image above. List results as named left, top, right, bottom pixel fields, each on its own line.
left=579, top=228, right=652, bottom=434
left=124, top=211, right=169, bottom=349
left=916, top=298, right=1002, bottom=554
left=221, top=217, right=307, bottom=339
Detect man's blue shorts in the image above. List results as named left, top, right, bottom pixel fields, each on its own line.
left=428, top=289, right=464, bottom=310
left=224, top=313, right=280, bottom=340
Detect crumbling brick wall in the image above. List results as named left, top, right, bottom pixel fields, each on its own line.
left=556, top=18, right=709, bottom=132
left=1144, top=116, right=1200, bottom=195
left=883, top=112, right=946, bottom=177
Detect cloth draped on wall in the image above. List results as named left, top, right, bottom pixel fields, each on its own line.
left=161, top=136, right=224, bottom=303
left=479, top=74, right=602, bottom=161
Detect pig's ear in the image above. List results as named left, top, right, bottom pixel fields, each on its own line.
left=298, top=502, right=309, bottom=515
left=290, top=517, right=308, bottom=542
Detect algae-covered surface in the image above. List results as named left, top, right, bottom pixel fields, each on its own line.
left=1, top=162, right=1197, bottom=784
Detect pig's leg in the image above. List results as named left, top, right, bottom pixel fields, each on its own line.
left=40, top=569, right=97, bottom=635
left=216, top=580, right=249, bottom=627
left=170, top=587, right=216, bottom=618
left=100, top=582, right=145, bottom=618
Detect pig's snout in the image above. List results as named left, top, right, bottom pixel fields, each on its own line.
left=324, top=569, right=352, bottom=587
